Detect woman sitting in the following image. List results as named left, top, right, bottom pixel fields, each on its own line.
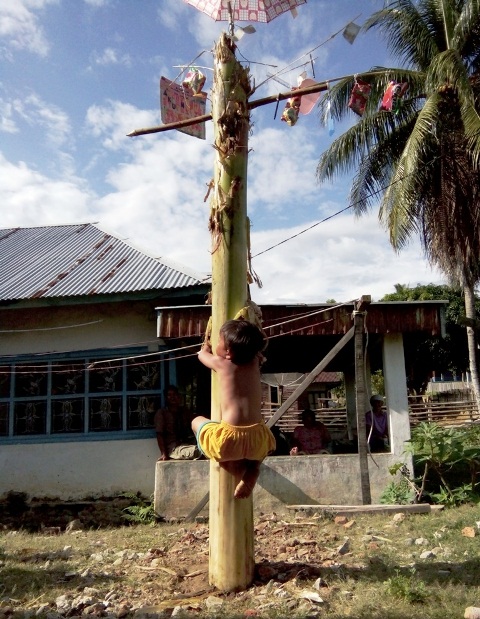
left=290, top=408, right=332, bottom=455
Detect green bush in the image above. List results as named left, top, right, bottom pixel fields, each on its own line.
left=407, top=423, right=480, bottom=505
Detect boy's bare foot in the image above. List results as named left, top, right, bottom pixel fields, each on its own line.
left=234, top=462, right=260, bottom=499
left=234, top=479, right=254, bottom=499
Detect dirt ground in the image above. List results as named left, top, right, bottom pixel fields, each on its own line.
left=2, top=499, right=480, bottom=618
left=156, top=512, right=331, bottom=597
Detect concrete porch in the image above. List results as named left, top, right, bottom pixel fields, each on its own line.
left=154, top=451, right=402, bottom=518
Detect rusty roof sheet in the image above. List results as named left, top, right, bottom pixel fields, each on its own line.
left=156, top=301, right=447, bottom=338
left=0, top=224, right=207, bottom=301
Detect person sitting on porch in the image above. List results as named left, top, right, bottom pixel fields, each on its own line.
left=290, top=408, right=332, bottom=455
left=154, top=385, right=199, bottom=460
left=270, top=424, right=291, bottom=455
left=365, top=394, right=389, bottom=452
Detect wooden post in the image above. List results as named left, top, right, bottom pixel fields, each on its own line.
left=354, top=295, right=371, bottom=504
left=208, top=33, right=253, bottom=592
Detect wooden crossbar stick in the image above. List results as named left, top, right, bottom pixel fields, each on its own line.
left=127, top=81, right=329, bottom=137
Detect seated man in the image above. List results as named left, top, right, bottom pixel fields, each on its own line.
left=154, top=385, right=200, bottom=460
left=290, top=408, right=332, bottom=455
left=270, top=424, right=291, bottom=455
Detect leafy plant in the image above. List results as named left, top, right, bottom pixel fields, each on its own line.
left=430, top=484, right=479, bottom=508
left=121, top=493, right=158, bottom=525
left=380, top=463, right=419, bottom=505
left=406, top=422, right=480, bottom=504
left=370, top=369, right=384, bottom=397
left=385, top=568, right=428, bottom=604
left=380, top=479, right=415, bottom=505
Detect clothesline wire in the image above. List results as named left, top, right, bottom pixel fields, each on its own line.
left=252, top=154, right=440, bottom=259
left=253, top=13, right=362, bottom=93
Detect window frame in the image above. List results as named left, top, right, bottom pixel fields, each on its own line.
left=0, top=346, right=170, bottom=444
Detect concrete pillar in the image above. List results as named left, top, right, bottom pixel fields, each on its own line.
left=382, top=333, right=411, bottom=458
left=344, top=369, right=356, bottom=439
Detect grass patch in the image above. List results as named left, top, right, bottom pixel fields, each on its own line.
left=1, top=504, right=480, bottom=618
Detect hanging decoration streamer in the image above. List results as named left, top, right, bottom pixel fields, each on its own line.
left=182, top=68, right=206, bottom=96
left=348, top=78, right=371, bottom=116
left=380, top=81, right=408, bottom=114
left=281, top=93, right=301, bottom=126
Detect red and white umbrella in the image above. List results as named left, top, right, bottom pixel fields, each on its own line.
left=183, top=0, right=307, bottom=26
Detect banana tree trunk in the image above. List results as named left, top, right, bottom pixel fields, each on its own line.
left=464, top=284, right=480, bottom=410
left=208, top=32, right=253, bottom=592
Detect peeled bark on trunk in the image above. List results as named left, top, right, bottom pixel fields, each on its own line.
left=464, top=283, right=480, bottom=410
left=208, top=33, right=253, bottom=592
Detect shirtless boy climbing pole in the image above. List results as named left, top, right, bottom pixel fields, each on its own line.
left=192, top=319, right=276, bottom=499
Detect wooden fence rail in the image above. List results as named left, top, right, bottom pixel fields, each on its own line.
left=262, top=397, right=480, bottom=437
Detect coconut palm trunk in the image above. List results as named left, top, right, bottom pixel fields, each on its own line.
left=208, top=33, right=254, bottom=592
left=464, top=284, right=480, bottom=406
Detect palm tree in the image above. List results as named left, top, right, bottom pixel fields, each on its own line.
left=317, top=0, right=480, bottom=406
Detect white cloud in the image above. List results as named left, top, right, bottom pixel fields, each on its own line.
left=83, top=0, right=110, bottom=6
left=159, top=0, right=188, bottom=32
left=0, top=0, right=56, bottom=57
left=11, top=92, right=71, bottom=148
left=0, top=98, right=18, bottom=133
left=248, top=126, right=323, bottom=216
left=0, top=153, right=94, bottom=226
left=85, top=99, right=158, bottom=151
left=0, top=140, right=444, bottom=303
left=90, top=47, right=132, bottom=68
left=250, top=213, right=443, bottom=304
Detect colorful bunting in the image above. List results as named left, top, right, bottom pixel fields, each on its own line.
left=380, top=81, right=408, bottom=113
left=348, top=78, right=371, bottom=116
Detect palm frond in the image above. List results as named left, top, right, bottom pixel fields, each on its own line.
left=364, top=0, right=439, bottom=70
left=453, top=0, right=480, bottom=66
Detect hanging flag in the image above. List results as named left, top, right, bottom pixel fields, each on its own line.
left=160, top=77, right=206, bottom=139
left=348, top=78, right=371, bottom=116
left=297, top=78, right=321, bottom=115
left=343, top=22, right=361, bottom=44
left=380, top=81, right=408, bottom=113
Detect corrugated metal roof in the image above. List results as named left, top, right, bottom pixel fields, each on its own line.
left=0, top=224, right=208, bottom=301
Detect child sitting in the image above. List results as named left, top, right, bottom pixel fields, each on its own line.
left=192, top=319, right=276, bottom=499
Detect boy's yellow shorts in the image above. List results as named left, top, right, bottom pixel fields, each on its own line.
left=196, top=420, right=276, bottom=462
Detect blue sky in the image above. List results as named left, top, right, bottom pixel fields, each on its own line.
left=0, top=0, right=442, bottom=303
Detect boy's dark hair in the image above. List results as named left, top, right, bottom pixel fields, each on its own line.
left=301, top=408, right=316, bottom=423
left=220, top=319, right=267, bottom=365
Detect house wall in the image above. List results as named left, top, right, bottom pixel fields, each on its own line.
left=0, top=300, right=166, bottom=500
left=0, top=301, right=159, bottom=355
left=1, top=437, right=158, bottom=499
left=1, top=303, right=413, bottom=504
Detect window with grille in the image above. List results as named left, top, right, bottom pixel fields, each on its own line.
left=0, top=352, right=162, bottom=440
